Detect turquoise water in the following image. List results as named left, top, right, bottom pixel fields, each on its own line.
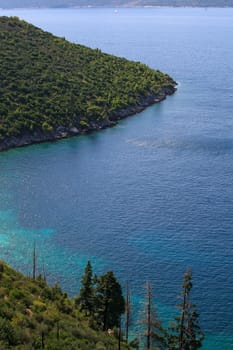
left=1, top=7, right=233, bottom=348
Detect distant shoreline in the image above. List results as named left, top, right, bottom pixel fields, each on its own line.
left=0, top=5, right=233, bottom=9
left=0, top=86, right=176, bottom=152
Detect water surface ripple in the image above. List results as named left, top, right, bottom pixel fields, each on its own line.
left=0, top=7, right=233, bottom=349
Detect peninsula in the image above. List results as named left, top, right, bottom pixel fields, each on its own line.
left=0, top=16, right=176, bottom=152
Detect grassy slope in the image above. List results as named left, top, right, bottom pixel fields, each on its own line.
left=0, top=16, right=175, bottom=147
left=0, top=261, right=132, bottom=350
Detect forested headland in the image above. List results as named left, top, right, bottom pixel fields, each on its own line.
left=0, top=16, right=176, bottom=151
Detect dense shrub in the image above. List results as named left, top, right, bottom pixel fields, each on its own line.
left=0, top=16, right=175, bottom=142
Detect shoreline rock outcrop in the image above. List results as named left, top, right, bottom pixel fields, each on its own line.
left=0, top=85, right=176, bottom=152
left=0, top=17, right=177, bottom=153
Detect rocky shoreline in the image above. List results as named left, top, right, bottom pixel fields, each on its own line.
left=0, top=85, right=176, bottom=152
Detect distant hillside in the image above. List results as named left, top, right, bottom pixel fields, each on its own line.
left=0, top=16, right=175, bottom=151
left=0, top=0, right=233, bottom=8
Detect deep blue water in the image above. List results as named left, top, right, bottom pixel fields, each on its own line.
left=0, top=7, right=233, bottom=349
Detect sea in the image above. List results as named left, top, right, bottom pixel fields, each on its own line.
left=0, top=7, right=233, bottom=349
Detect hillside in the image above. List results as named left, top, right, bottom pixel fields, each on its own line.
left=0, top=261, right=132, bottom=350
left=0, top=260, right=204, bottom=349
left=0, top=16, right=176, bottom=151
left=0, top=0, right=233, bottom=8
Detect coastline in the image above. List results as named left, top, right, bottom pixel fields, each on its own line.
left=0, top=85, right=176, bottom=152
left=0, top=5, right=232, bottom=9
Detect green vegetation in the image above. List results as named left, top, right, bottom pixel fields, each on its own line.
left=0, top=259, right=203, bottom=349
left=78, top=262, right=130, bottom=345
left=0, top=261, right=131, bottom=350
left=95, top=271, right=125, bottom=331
left=78, top=262, right=125, bottom=331
left=77, top=262, right=204, bottom=350
left=79, top=261, right=95, bottom=316
left=0, top=16, right=175, bottom=148
left=140, top=270, right=204, bottom=350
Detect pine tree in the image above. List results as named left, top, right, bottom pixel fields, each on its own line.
left=95, top=271, right=125, bottom=331
left=79, top=260, right=94, bottom=315
left=140, top=281, right=167, bottom=350
left=168, top=270, right=204, bottom=350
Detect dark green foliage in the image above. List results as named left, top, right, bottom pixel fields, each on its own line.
left=0, top=261, right=132, bottom=350
left=168, top=270, right=204, bottom=350
left=0, top=16, right=175, bottom=144
left=0, top=259, right=203, bottom=350
left=79, top=260, right=95, bottom=315
left=78, top=264, right=125, bottom=331
left=0, top=317, right=19, bottom=346
left=76, top=261, right=125, bottom=331
left=95, top=271, right=125, bottom=331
